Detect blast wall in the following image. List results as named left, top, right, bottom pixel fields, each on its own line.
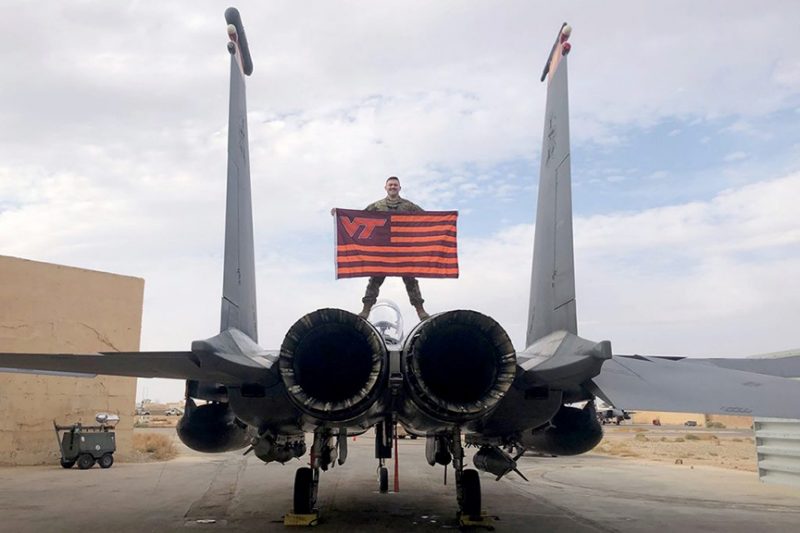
left=0, top=256, right=143, bottom=465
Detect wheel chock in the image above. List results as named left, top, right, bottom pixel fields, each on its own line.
left=457, top=511, right=495, bottom=530
left=284, top=511, right=320, bottom=526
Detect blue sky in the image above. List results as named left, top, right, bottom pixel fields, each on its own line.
left=1, top=1, right=799, bottom=402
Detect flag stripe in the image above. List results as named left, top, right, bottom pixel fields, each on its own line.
left=390, top=214, right=457, bottom=223
left=391, top=235, right=457, bottom=243
left=337, top=265, right=459, bottom=275
left=338, top=249, right=457, bottom=258
left=391, top=224, right=457, bottom=233
left=341, top=262, right=456, bottom=269
left=337, top=272, right=457, bottom=279
left=338, top=255, right=459, bottom=264
left=337, top=243, right=456, bottom=253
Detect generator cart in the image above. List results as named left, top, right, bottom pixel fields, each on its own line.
left=54, top=413, right=119, bottom=469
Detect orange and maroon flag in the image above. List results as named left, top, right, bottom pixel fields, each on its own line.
left=333, top=208, right=459, bottom=279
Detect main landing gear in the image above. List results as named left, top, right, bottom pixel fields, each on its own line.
left=286, top=429, right=346, bottom=526
left=426, top=428, right=492, bottom=528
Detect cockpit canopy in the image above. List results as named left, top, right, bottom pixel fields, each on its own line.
left=368, top=300, right=404, bottom=345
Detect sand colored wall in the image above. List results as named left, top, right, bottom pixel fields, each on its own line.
left=630, top=410, right=753, bottom=429
left=0, top=256, right=144, bottom=465
left=631, top=411, right=704, bottom=426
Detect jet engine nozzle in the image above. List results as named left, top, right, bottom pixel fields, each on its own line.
left=279, top=308, right=387, bottom=423
left=403, top=310, right=516, bottom=423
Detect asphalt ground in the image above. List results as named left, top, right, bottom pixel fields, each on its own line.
left=1, top=431, right=799, bottom=532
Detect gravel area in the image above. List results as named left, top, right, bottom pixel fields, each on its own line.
left=592, top=425, right=757, bottom=471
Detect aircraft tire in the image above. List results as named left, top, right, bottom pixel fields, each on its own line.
left=378, top=466, right=389, bottom=493
left=60, top=458, right=75, bottom=469
left=293, top=467, right=314, bottom=514
left=461, top=469, right=481, bottom=519
left=99, top=453, right=114, bottom=469
left=77, top=453, right=95, bottom=470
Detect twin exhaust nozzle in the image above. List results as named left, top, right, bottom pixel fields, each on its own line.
left=278, top=308, right=516, bottom=426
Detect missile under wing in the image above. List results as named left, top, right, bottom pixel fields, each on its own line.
left=2, top=16, right=800, bottom=524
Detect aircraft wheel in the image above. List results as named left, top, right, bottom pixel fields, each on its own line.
left=378, top=466, right=389, bottom=493
left=293, top=467, right=314, bottom=514
left=99, top=453, right=114, bottom=469
left=77, top=453, right=95, bottom=470
left=461, top=469, right=481, bottom=519
left=60, top=458, right=76, bottom=469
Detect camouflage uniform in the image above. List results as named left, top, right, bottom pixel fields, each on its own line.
left=362, top=197, right=426, bottom=309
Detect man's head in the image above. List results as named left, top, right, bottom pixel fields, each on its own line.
left=384, top=176, right=401, bottom=199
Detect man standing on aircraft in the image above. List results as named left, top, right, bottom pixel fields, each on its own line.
left=359, top=176, right=430, bottom=320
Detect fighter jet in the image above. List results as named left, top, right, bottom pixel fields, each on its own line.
left=2, top=12, right=800, bottom=523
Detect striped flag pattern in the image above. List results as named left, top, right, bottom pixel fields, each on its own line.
left=334, top=208, right=459, bottom=279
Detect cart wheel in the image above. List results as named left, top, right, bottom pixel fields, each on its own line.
left=77, top=453, right=95, bottom=470
left=99, top=453, right=114, bottom=469
left=60, top=458, right=76, bottom=469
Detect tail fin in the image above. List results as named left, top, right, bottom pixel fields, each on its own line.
left=220, top=8, right=258, bottom=342
left=526, top=24, right=577, bottom=347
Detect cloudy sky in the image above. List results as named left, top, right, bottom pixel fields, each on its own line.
left=1, top=1, right=799, bottom=402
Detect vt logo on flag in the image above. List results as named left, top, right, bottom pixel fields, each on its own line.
left=333, top=208, right=459, bottom=279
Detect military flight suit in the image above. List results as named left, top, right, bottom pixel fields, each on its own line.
left=362, top=197, right=426, bottom=309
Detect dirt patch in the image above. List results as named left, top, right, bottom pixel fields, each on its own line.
left=592, top=426, right=757, bottom=471
left=132, top=432, right=178, bottom=461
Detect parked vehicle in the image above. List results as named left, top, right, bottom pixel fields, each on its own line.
left=598, top=408, right=631, bottom=425
left=54, top=413, right=118, bottom=469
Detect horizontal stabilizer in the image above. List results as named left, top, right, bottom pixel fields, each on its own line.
left=593, top=355, right=800, bottom=419
left=0, top=349, right=276, bottom=385
left=676, top=355, right=800, bottom=379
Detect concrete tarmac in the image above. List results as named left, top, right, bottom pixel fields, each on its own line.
left=1, top=434, right=799, bottom=532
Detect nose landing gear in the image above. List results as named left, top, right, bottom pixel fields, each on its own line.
left=375, top=419, right=393, bottom=493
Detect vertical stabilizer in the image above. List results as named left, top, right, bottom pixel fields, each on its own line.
left=526, top=24, right=577, bottom=347
left=220, top=8, right=258, bottom=342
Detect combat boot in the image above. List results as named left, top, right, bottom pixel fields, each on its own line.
left=415, top=304, right=430, bottom=321
left=358, top=302, right=373, bottom=319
